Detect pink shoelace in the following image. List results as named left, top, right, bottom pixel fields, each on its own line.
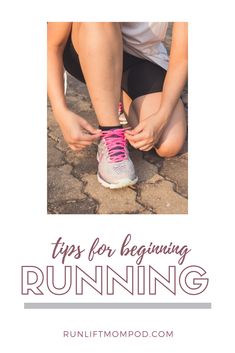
left=101, top=128, right=128, bottom=163
left=118, top=102, right=123, bottom=115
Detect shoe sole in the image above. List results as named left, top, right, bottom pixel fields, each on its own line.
left=97, top=173, right=138, bottom=189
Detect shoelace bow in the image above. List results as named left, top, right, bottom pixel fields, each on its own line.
left=101, top=128, right=128, bottom=163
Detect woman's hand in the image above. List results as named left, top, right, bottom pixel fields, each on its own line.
left=125, top=112, right=167, bottom=151
left=55, top=109, right=101, bottom=152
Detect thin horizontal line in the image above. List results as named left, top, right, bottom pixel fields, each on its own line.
left=24, top=302, right=212, bottom=309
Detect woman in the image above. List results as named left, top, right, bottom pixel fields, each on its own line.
left=47, top=22, right=187, bottom=188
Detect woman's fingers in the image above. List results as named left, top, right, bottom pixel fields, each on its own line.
left=69, top=132, right=100, bottom=146
left=125, top=122, right=144, bottom=138
left=77, top=140, right=94, bottom=147
left=80, top=132, right=101, bottom=142
left=132, top=140, right=153, bottom=150
left=126, top=131, right=145, bottom=144
left=69, top=144, right=82, bottom=152
left=68, top=131, right=101, bottom=153
left=139, top=144, right=153, bottom=151
left=68, top=142, right=90, bottom=152
left=129, top=122, right=144, bottom=135
left=126, top=131, right=155, bottom=151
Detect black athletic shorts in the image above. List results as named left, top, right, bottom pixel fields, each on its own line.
left=63, top=35, right=167, bottom=100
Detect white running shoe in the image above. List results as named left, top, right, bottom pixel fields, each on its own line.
left=97, top=128, right=138, bottom=189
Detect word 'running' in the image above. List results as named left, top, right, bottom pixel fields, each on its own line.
left=21, top=265, right=209, bottom=296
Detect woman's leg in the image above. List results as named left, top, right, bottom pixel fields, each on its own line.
left=122, top=90, right=187, bottom=157
left=71, top=22, right=122, bottom=126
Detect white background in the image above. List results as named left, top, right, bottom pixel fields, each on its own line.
left=1, top=0, right=235, bottom=352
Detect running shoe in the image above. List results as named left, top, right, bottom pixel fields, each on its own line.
left=97, top=128, right=138, bottom=189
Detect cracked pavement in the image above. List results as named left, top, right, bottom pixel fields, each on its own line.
left=47, top=25, right=188, bottom=214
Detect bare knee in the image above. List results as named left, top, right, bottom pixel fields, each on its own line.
left=155, top=140, right=184, bottom=158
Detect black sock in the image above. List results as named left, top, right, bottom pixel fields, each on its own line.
left=99, top=125, right=122, bottom=131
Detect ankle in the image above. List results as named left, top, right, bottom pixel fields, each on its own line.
left=99, top=125, right=122, bottom=131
